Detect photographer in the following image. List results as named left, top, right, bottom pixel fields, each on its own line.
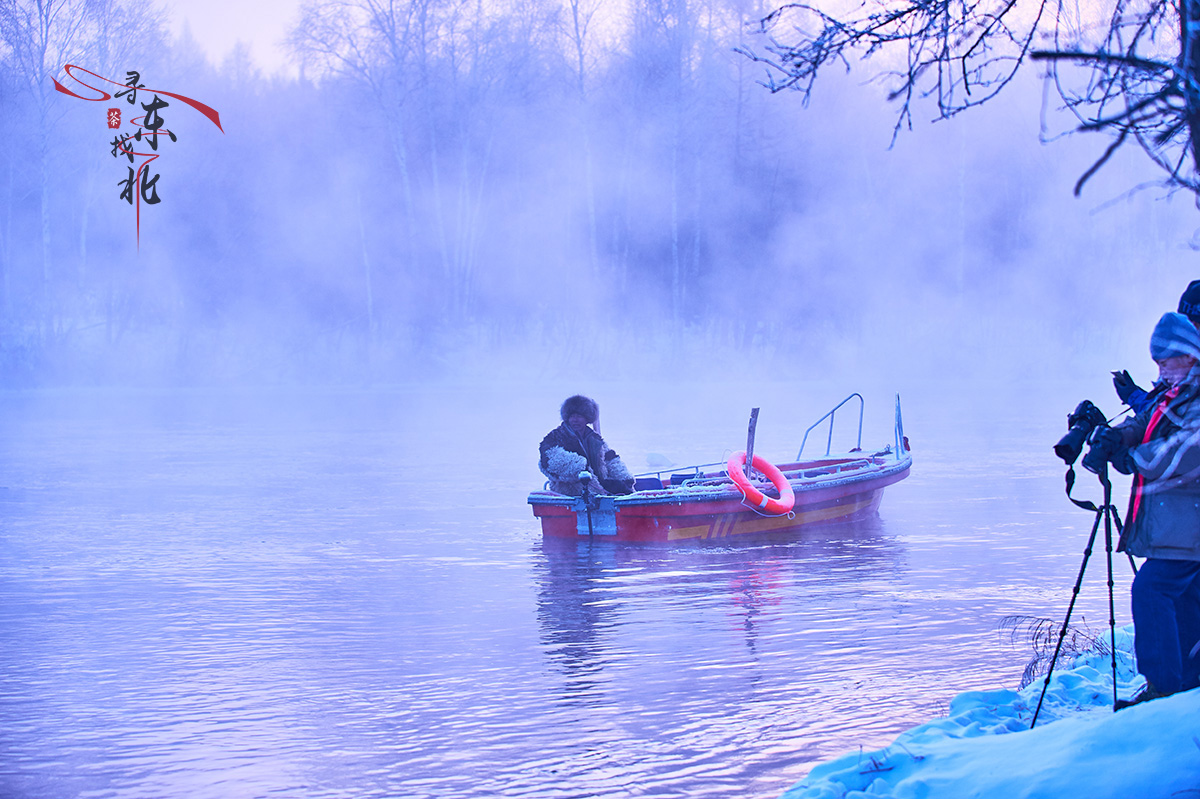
left=1089, top=312, right=1200, bottom=707
left=1112, top=280, right=1200, bottom=412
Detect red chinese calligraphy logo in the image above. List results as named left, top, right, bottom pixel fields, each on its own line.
left=53, top=64, right=223, bottom=248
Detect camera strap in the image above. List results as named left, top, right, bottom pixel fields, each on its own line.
left=1064, top=465, right=1125, bottom=534
left=1064, top=465, right=1100, bottom=512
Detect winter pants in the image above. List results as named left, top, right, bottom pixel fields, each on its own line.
left=1131, top=558, right=1200, bottom=695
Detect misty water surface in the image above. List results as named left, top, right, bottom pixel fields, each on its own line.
left=0, top=382, right=1135, bottom=798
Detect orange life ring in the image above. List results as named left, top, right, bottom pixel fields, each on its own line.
left=727, top=451, right=795, bottom=515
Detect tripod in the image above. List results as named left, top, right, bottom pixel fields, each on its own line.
left=1030, top=463, right=1136, bottom=728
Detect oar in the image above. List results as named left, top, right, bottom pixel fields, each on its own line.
left=646, top=452, right=674, bottom=469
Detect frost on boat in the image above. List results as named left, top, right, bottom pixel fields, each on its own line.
left=528, top=394, right=912, bottom=542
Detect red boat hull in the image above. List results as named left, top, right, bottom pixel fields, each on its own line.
left=529, top=455, right=910, bottom=543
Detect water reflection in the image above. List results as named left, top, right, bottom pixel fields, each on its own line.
left=537, top=539, right=617, bottom=701
left=526, top=519, right=918, bottom=796
left=727, top=555, right=783, bottom=660
left=534, top=518, right=907, bottom=705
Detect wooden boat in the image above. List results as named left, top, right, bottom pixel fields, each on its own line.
left=529, top=394, right=912, bottom=542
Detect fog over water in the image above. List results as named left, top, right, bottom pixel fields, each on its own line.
left=1, top=0, right=1198, bottom=796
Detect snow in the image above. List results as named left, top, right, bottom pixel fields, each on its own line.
left=781, top=625, right=1200, bottom=799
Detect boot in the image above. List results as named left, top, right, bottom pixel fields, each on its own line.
left=1114, top=681, right=1167, bottom=710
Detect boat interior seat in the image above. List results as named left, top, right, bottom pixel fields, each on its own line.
left=634, top=477, right=663, bottom=491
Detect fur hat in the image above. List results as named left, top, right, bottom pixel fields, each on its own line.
left=1150, top=312, right=1200, bottom=361
left=560, top=394, right=599, bottom=424
left=1179, top=280, right=1200, bottom=323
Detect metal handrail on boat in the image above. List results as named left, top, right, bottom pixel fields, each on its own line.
left=628, top=393, right=909, bottom=490
left=781, top=458, right=873, bottom=480
left=797, top=393, right=864, bottom=459
left=634, top=460, right=728, bottom=486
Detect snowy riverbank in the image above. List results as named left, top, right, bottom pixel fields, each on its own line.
left=781, top=625, right=1200, bottom=798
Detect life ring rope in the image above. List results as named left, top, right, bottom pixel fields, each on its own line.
left=727, top=451, right=796, bottom=516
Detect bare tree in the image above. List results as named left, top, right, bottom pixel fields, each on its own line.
left=0, top=0, right=91, bottom=290
left=627, top=0, right=703, bottom=325
left=290, top=0, right=422, bottom=336
left=739, top=0, right=1200, bottom=197
left=290, top=0, right=420, bottom=232
left=292, top=0, right=560, bottom=325
left=561, top=0, right=604, bottom=272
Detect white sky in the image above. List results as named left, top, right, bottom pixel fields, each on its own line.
left=163, top=0, right=305, bottom=76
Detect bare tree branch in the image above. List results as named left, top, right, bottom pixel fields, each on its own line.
left=1075, top=127, right=1128, bottom=195
left=741, top=0, right=1200, bottom=197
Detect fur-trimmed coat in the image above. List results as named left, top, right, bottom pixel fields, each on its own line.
left=539, top=423, right=635, bottom=496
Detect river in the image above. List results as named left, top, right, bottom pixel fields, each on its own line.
left=0, top=381, right=1134, bottom=798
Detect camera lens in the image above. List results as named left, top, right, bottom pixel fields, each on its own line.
left=1055, top=424, right=1090, bottom=464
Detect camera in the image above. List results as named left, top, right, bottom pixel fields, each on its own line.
left=1054, top=400, right=1107, bottom=465
left=1080, top=425, right=1117, bottom=474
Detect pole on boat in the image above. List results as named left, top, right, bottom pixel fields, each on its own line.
left=746, top=408, right=760, bottom=481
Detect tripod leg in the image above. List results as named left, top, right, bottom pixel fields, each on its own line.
left=1103, top=476, right=1119, bottom=710
left=1113, top=512, right=1139, bottom=576
left=1032, top=506, right=1102, bottom=729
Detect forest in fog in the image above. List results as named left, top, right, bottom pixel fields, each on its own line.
left=2, top=0, right=1199, bottom=386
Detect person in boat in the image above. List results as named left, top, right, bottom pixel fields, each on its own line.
left=1088, top=312, right=1200, bottom=708
left=539, top=395, right=635, bottom=496
left=1113, top=281, right=1200, bottom=413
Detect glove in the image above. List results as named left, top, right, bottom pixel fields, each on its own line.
left=1112, top=370, right=1143, bottom=405
left=1111, top=449, right=1136, bottom=476
left=1081, top=427, right=1122, bottom=474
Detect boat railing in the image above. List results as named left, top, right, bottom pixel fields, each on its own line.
left=634, top=454, right=885, bottom=491
left=780, top=458, right=873, bottom=480
left=797, top=393, right=864, bottom=459
left=634, top=460, right=728, bottom=488
left=628, top=392, right=908, bottom=490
